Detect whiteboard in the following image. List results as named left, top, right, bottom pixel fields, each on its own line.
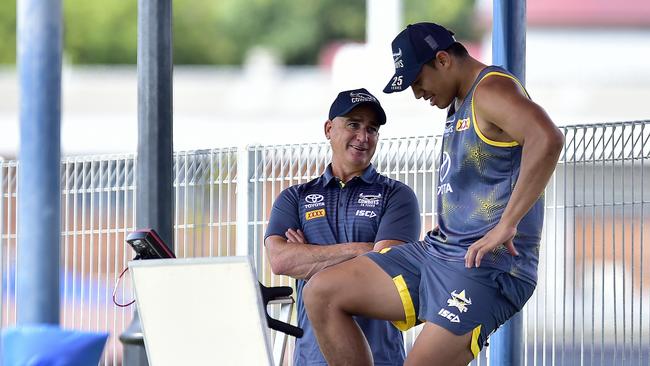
left=129, top=256, right=273, bottom=366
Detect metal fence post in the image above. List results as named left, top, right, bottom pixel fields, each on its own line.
left=119, top=0, right=173, bottom=363
left=490, top=1, right=527, bottom=365
left=16, top=0, right=62, bottom=326
left=236, top=146, right=250, bottom=258
left=237, top=147, right=259, bottom=270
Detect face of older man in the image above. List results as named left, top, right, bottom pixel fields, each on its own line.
left=325, top=104, right=381, bottom=174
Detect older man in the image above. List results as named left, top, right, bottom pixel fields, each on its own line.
left=265, top=88, right=421, bottom=366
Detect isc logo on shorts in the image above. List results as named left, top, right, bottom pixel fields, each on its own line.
left=306, top=209, right=325, bottom=220
left=438, top=308, right=460, bottom=323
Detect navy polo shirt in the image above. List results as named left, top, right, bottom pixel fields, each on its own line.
left=265, top=164, right=421, bottom=366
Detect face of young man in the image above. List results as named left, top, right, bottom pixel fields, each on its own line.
left=410, top=54, right=455, bottom=110
left=325, top=104, right=381, bottom=173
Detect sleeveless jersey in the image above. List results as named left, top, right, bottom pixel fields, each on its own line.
left=425, top=65, right=544, bottom=285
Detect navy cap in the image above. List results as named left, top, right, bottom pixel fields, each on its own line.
left=328, top=88, right=387, bottom=125
left=383, top=22, right=456, bottom=93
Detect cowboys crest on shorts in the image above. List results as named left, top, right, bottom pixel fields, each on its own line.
left=447, top=289, right=472, bottom=313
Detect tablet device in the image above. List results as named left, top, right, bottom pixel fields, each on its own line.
left=125, top=229, right=175, bottom=259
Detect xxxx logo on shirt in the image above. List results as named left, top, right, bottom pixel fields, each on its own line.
left=305, top=209, right=326, bottom=220
left=456, top=117, right=470, bottom=131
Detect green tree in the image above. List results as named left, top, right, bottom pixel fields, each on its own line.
left=405, top=0, right=478, bottom=40
left=0, top=0, right=16, bottom=64
left=205, top=0, right=478, bottom=65
left=176, top=0, right=477, bottom=65
left=0, top=0, right=477, bottom=65
left=172, top=1, right=235, bottom=64
left=64, top=0, right=137, bottom=64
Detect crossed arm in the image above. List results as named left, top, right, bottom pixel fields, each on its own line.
left=265, top=230, right=403, bottom=280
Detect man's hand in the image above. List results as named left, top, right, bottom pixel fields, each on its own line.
left=286, top=228, right=306, bottom=244
left=372, top=239, right=405, bottom=252
left=465, top=223, right=518, bottom=268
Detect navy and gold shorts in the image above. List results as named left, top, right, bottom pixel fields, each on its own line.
left=365, top=241, right=534, bottom=358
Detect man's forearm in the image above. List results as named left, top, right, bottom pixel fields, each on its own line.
left=268, top=240, right=373, bottom=280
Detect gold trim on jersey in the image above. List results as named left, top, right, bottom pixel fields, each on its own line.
left=470, top=71, right=529, bottom=148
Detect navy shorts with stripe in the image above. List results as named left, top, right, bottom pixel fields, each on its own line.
left=365, top=241, right=535, bottom=358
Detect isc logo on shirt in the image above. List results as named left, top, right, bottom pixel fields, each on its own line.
left=306, top=209, right=326, bottom=220
left=355, top=210, right=377, bottom=218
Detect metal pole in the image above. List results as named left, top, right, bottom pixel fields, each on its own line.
left=492, top=0, right=527, bottom=84
left=119, top=0, right=173, bottom=363
left=16, top=0, right=62, bottom=325
left=490, top=1, right=527, bottom=365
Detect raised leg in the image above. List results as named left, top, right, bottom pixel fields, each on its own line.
left=303, top=256, right=405, bottom=366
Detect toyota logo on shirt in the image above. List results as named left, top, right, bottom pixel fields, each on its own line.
left=305, top=194, right=324, bottom=204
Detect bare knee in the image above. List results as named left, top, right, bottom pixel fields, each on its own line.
left=303, top=270, right=338, bottom=314
left=304, top=256, right=397, bottom=320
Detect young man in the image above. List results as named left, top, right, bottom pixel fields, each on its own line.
left=264, top=88, right=421, bottom=366
left=303, top=23, right=564, bottom=365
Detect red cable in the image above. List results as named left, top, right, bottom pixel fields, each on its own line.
left=113, top=266, right=135, bottom=307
